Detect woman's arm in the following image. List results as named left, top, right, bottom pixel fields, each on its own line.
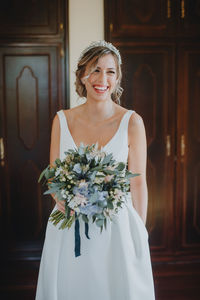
left=49, top=114, right=65, bottom=213
left=128, top=112, right=148, bottom=224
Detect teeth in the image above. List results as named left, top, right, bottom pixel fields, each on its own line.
left=94, top=86, right=107, bottom=91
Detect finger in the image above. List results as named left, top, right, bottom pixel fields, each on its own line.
left=56, top=202, right=65, bottom=214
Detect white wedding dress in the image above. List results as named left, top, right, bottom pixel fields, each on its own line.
left=35, top=109, right=155, bottom=300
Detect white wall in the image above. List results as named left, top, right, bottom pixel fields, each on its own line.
left=69, top=0, right=104, bottom=108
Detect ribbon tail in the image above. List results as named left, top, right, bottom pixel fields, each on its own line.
left=85, top=222, right=90, bottom=239
left=74, top=213, right=81, bottom=257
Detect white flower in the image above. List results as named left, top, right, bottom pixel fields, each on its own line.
left=94, top=177, right=104, bottom=184
left=60, top=176, right=66, bottom=182
left=61, top=189, right=67, bottom=199
left=114, top=189, right=124, bottom=200
left=69, top=193, right=88, bottom=209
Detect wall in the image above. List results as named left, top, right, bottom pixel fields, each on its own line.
left=69, top=0, right=104, bottom=107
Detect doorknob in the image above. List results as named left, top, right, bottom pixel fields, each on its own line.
left=167, top=0, right=171, bottom=19
left=181, top=0, right=185, bottom=18
left=0, top=138, right=5, bottom=167
left=166, top=135, right=171, bottom=157
left=181, top=134, right=185, bottom=156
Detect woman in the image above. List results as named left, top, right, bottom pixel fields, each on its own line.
left=36, top=40, right=155, bottom=300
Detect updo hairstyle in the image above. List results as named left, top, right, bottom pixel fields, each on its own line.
left=75, top=42, right=123, bottom=104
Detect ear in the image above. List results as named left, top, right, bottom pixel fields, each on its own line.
left=81, top=78, right=85, bottom=85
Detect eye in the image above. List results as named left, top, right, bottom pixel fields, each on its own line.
left=108, top=71, right=116, bottom=74
left=94, top=69, right=100, bottom=73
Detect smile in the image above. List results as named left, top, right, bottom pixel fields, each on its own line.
left=93, top=85, right=108, bottom=93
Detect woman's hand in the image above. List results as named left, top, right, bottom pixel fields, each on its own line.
left=51, top=193, right=65, bottom=214
left=56, top=199, right=66, bottom=214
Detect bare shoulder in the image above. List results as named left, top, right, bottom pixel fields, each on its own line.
left=129, top=111, right=144, bottom=129
left=128, top=111, right=146, bottom=143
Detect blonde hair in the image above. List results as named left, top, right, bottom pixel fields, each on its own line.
left=75, top=44, right=123, bottom=104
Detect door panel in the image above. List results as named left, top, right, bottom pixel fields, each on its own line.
left=118, top=43, right=175, bottom=257
left=177, top=44, right=200, bottom=255
left=0, top=0, right=63, bottom=36
left=178, top=0, right=200, bottom=37
left=105, top=0, right=175, bottom=38
left=0, top=44, right=65, bottom=297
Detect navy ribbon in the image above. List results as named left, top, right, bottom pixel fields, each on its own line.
left=74, top=214, right=81, bottom=257
left=85, top=222, right=90, bottom=240
left=74, top=213, right=90, bottom=257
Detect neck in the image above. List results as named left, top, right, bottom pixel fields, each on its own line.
left=82, top=98, right=116, bottom=122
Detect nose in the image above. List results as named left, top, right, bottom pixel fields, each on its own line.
left=98, top=70, right=107, bottom=85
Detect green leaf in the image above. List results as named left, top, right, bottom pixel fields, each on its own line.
left=126, top=172, right=140, bottom=179
left=55, top=158, right=61, bottom=166
left=102, top=153, right=113, bottom=165
left=44, top=186, right=60, bottom=195
left=38, top=166, right=50, bottom=183
left=107, top=201, right=114, bottom=209
left=96, top=219, right=104, bottom=227
left=104, top=218, right=107, bottom=230
left=82, top=214, right=89, bottom=223
left=103, top=169, right=115, bottom=175
left=116, top=162, right=125, bottom=171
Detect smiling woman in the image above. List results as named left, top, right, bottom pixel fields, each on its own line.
left=35, top=40, right=155, bottom=300
left=75, top=41, right=123, bottom=104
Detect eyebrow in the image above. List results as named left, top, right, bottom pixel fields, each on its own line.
left=96, top=66, right=116, bottom=70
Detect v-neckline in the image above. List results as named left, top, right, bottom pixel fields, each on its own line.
left=61, top=110, right=129, bottom=150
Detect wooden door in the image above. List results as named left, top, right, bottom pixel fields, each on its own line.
left=105, top=0, right=176, bottom=38
left=0, top=43, right=65, bottom=300
left=177, top=43, right=200, bottom=255
left=104, top=0, right=200, bottom=298
left=0, top=0, right=68, bottom=298
left=118, top=43, right=175, bottom=257
left=178, top=0, right=200, bottom=36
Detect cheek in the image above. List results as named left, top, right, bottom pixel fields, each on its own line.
left=110, top=77, right=118, bottom=88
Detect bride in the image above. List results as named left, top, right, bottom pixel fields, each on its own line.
left=35, top=40, right=155, bottom=300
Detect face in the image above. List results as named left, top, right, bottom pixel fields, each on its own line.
left=82, top=54, right=118, bottom=102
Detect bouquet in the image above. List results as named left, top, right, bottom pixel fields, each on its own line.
left=38, top=143, right=139, bottom=256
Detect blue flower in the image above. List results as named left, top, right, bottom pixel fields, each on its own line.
left=73, top=186, right=89, bottom=197
left=97, top=191, right=108, bottom=201
left=79, top=203, right=102, bottom=217
left=73, top=163, right=82, bottom=174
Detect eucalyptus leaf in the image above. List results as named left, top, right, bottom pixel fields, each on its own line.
left=82, top=214, right=89, bottom=223
left=38, top=166, right=49, bottom=183
left=96, top=219, right=104, bottom=227
left=107, top=201, right=114, bottom=209
left=116, top=162, right=125, bottom=171
left=126, top=172, right=140, bottom=179
left=44, top=186, right=60, bottom=195
left=55, top=158, right=61, bottom=166
left=102, top=153, right=113, bottom=165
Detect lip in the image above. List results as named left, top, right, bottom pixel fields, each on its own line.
left=93, top=85, right=109, bottom=94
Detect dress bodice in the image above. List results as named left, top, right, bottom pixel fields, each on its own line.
left=57, top=109, right=134, bottom=163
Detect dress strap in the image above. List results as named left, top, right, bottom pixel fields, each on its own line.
left=57, top=110, right=68, bottom=137
left=119, top=110, right=134, bottom=134
left=57, top=110, right=66, bottom=126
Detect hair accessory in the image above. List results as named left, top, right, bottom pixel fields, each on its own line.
left=79, top=40, right=122, bottom=65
